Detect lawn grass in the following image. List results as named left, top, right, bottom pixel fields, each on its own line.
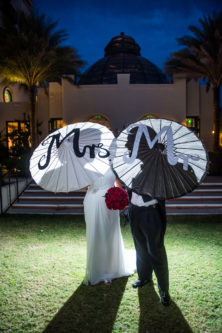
left=0, top=214, right=221, bottom=333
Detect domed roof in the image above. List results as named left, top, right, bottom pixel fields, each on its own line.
left=80, top=33, right=168, bottom=85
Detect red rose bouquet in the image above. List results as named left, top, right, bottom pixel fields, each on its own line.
left=105, top=187, right=129, bottom=210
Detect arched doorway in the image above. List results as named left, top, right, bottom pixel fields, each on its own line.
left=87, top=114, right=112, bottom=130
left=139, top=114, right=159, bottom=121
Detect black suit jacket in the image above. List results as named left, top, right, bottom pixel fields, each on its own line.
left=127, top=189, right=167, bottom=234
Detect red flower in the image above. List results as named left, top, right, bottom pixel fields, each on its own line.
left=105, top=187, right=129, bottom=210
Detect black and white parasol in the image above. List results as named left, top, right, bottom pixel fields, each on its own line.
left=112, top=119, right=208, bottom=199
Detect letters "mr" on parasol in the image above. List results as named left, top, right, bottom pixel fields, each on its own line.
left=112, top=119, right=208, bottom=199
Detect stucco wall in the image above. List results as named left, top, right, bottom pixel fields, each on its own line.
left=200, top=86, right=214, bottom=150
left=0, top=83, right=30, bottom=136
left=0, top=102, right=30, bottom=134
left=37, top=88, right=50, bottom=142
left=186, top=80, right=200, bottom=116
left=0, top=83, right=29, bottom=103
left=49, top=82, right=63, bottom=119
left=0, top=74, right=214, bottom=152
left=62, top=74, right=187, bottom=130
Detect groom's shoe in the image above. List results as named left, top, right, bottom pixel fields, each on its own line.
left=132, top=279, right=152, bottom=288
left=159, top=290, right=171, bottom=306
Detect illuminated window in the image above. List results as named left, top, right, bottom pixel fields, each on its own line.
left=185, top=117, right=200, bottom=136
left=186, top=118, right=195, bottom=127
left=6, top=121, right=30, bottom=151
left=87, top=114, right=111, bottom=130
left=3, top=87, right=12, bottom=103
left=220, top=133, right=222, bottom=147
left=49, top=118, right=64, bottom=133
left=7, top=122, right=18, bottom=150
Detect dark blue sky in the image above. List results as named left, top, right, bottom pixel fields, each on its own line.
left=33, top=0, right=221, bottom=73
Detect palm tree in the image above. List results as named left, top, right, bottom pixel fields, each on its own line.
left=164, top=11, right=222, bottom=152
left=0, top=8, right=85, bottom=148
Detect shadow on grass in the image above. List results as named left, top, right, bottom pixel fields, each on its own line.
left=138, top=284, right=193, bottom=333
left=42, top=276, right=128, bottom=333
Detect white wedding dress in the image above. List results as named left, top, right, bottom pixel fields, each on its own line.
left=83, top=168, right=136, bottom=285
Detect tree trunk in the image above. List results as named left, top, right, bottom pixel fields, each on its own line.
left=213, top=86, right=221, bottom=152
left=29, top=86, right=38, bottom=149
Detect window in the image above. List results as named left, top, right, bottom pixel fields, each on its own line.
left=49, top=118, right=64, bottom=133
left=185, top=117, right=200, bottom=136
left=3, top=87, right=12, bottom=103
left=220, top=133, right=222, bottom=147
left=6, top=121, right=31, bottom=152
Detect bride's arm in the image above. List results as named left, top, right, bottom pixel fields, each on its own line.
left=114, top=178, right=122, bottom=188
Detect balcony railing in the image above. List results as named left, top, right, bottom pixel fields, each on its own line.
left=0, top=170, right=31, bottom=214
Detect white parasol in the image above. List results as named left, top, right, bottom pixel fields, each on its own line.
left=30, top=122, right=116, bottom=192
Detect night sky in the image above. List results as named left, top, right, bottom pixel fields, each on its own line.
left=33, top=0, right=221, bottom=73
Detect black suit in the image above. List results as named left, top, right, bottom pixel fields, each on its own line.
left=128, top=191, right=169, bottom=292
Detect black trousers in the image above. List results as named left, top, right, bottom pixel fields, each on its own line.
left=128, top=203, right=169, bottom=292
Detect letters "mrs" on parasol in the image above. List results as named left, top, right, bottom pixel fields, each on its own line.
left=38, top=128, right=110, bottom=170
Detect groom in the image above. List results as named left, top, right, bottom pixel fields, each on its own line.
left=128, top=191, right=171, bottom=306
left=126, top=126, right=170, bottom=306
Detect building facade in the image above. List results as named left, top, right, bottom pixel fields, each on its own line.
left=0, top=32, right=216, bottom=152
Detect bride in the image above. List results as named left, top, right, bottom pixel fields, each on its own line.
left=83, top=167, right=135, bottom=285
